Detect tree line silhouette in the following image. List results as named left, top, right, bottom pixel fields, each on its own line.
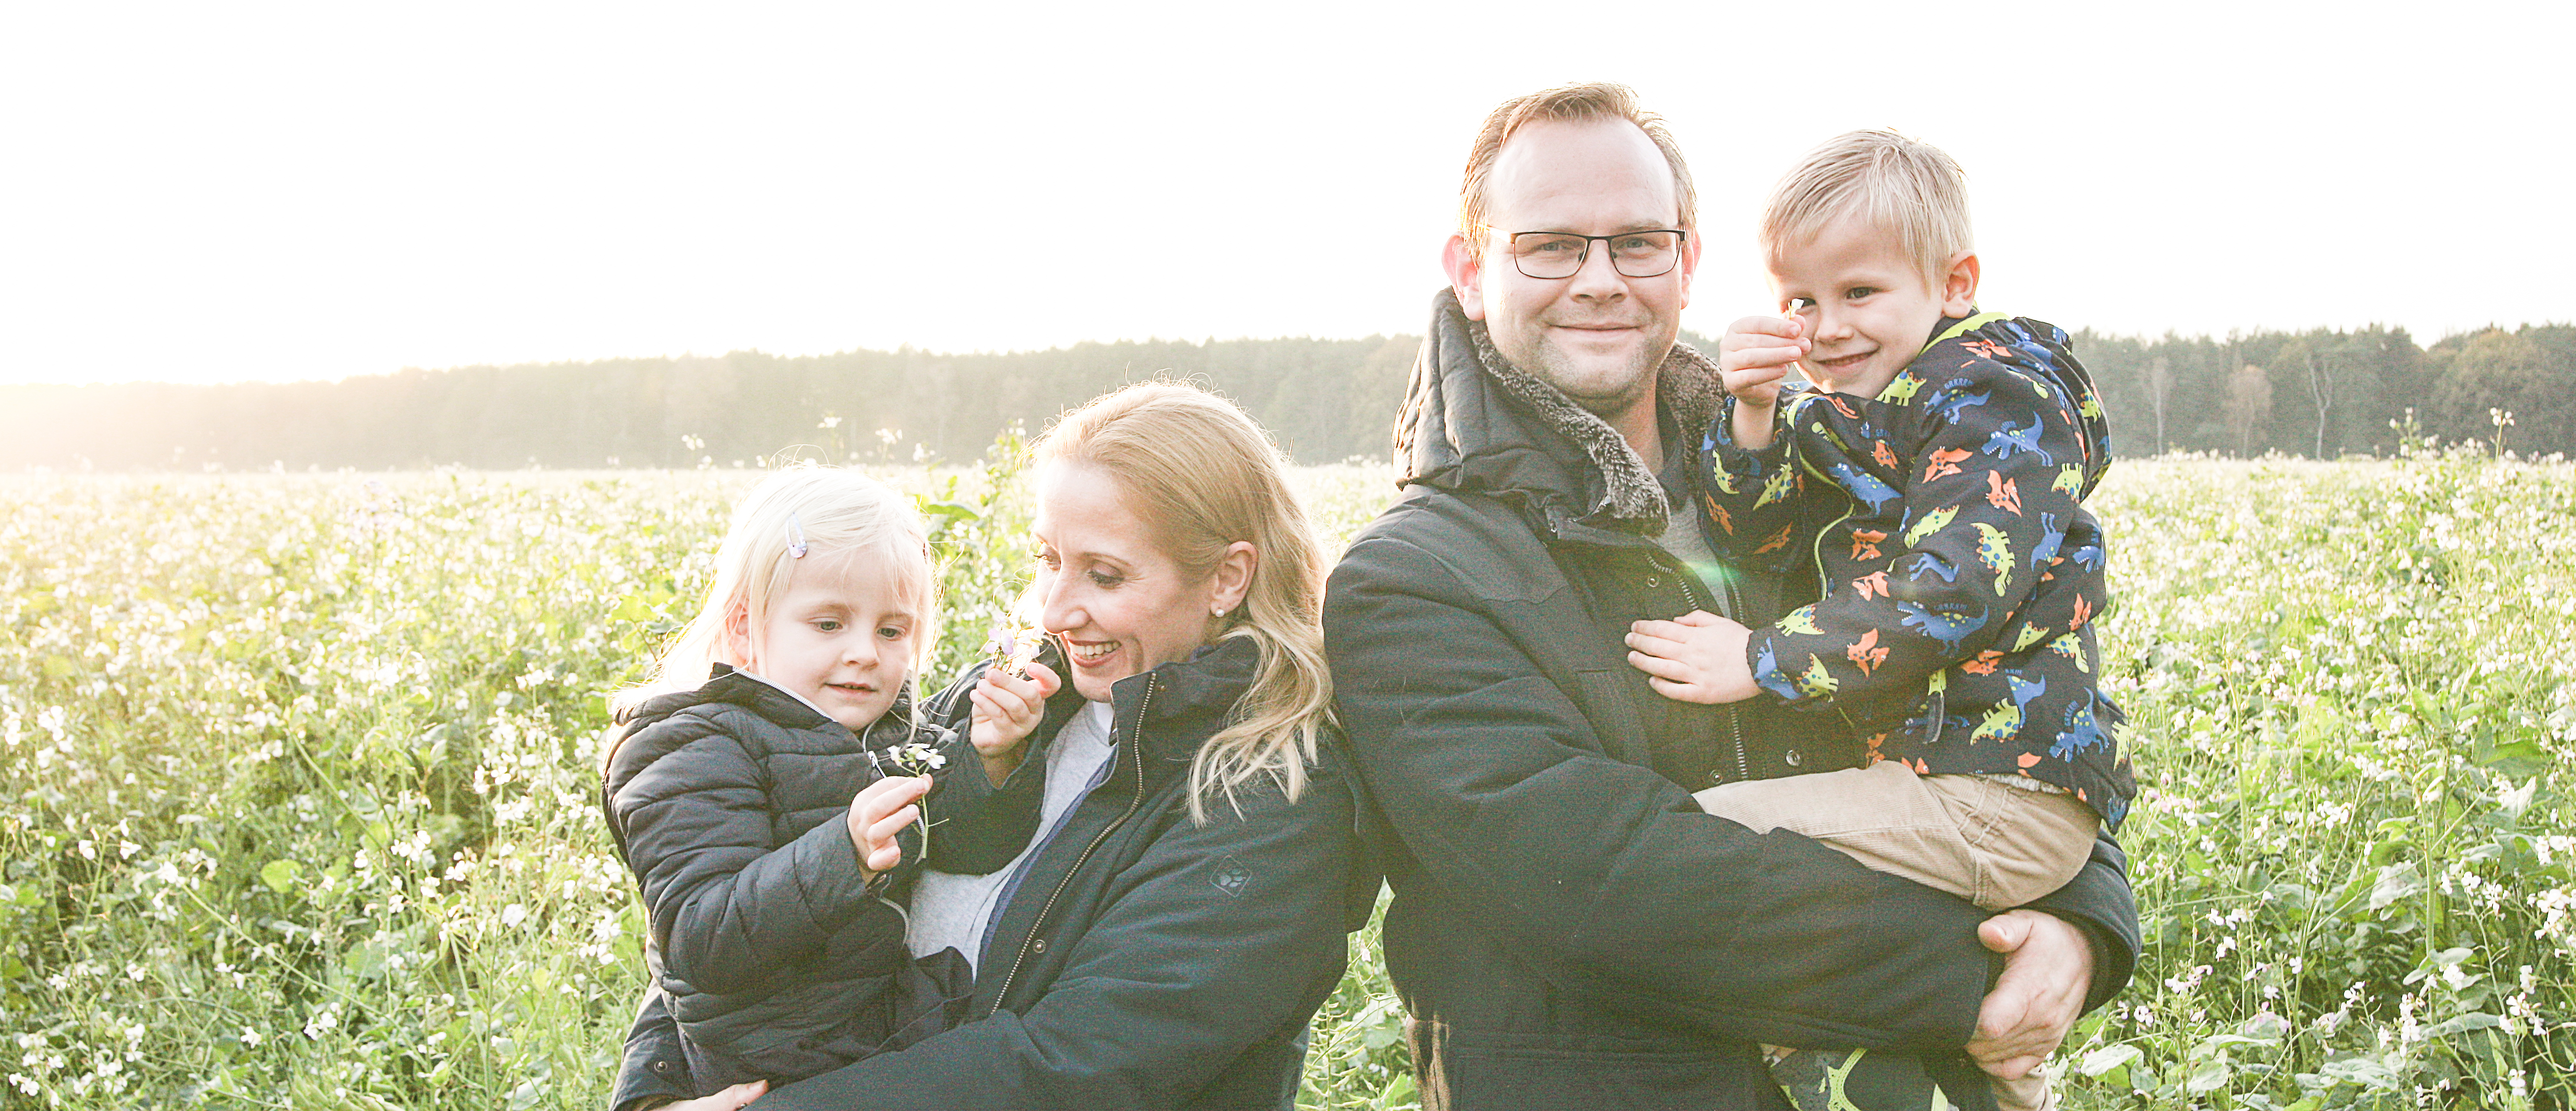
left=8, top=322, right=2570, bottom=471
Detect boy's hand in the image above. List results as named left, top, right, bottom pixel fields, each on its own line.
left=1626, top=610, right=1760, bottom=704
left=1718, top=314, right=1809, bottom=449
left=970, top=659, right=1060, bottom=784
left=1717, top=314, right=1810, bottom=402
left=846, top=774, right=931, bottom=878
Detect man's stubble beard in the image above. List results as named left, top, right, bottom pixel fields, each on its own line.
left=1523, top=331, right=1670, bottom=426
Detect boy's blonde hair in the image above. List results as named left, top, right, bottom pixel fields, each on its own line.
left=616, top=465, right=936, bottom=714
left=1034, top=381, right=1333, bottom=823
left=1760, top=129, right=1972, bottom=288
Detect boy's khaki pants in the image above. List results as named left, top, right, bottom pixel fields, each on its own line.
left=1696, top=761, right=2094, bottom=1110
left=1693, top=759, right=2098, bottom=915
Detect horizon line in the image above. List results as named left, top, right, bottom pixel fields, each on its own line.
left=4, top=318, right=2563, bottom=390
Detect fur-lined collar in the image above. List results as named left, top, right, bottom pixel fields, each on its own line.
left=1397, top=287, right=1720, bottom=537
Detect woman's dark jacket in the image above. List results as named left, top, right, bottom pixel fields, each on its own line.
left=612, top=637, right=1377, bottom=1111
left=601, top=665, right=1036, bottom=1098
left=1318, top=290, right=2140, bottom=1111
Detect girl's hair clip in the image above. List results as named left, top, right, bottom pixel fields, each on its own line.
left=784, top=514, right=809, bottom=559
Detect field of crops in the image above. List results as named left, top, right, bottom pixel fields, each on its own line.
left=2, top=446, right=2570, bottom=1109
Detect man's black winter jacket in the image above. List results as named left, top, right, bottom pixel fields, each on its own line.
left=1321, top=291, right=2140, bottom=1111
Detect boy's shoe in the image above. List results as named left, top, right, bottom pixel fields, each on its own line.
left=1768, top=1047, right=1957, bottom=1111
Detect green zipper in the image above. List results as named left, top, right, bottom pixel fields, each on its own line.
left=989, top=674, right=1156, bottom=1009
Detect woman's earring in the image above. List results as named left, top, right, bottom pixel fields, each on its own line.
left=1211, top=605, right=1228, bottom=617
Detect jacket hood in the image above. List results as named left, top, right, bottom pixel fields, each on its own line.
left=1113, top=634, right=1264, bottom=769
left=616, top=663, right=922, bottom=751
left=1009, top=634, right=1267, bottom=777
left=1942, top=313, right=2115, bottom=497
left=1393, top=287, right=1721, bottom=537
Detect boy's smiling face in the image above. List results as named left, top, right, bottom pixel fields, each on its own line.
left=1768, top=213, right=1977, bottom=398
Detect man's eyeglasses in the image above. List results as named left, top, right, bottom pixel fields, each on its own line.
left=1489, top=228, right=1688, bottom=280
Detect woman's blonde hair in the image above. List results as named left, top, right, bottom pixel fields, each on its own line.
left=615, top=464, right=936, bottom=715
left=1760, top=129, right=1972, bottom=289
left=1035, top=382, right=1334, bottom=822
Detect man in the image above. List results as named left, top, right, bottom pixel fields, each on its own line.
left=1322, top=83, right=2137, bottom=1110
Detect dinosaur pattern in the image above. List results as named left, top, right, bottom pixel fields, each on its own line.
left=1699, top=314, right=2136, bottom=829
left=1970, top=671, right=2049, bottom=745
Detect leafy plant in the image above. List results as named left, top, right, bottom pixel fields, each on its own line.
left=0, top=447, right=2568, bottom=1109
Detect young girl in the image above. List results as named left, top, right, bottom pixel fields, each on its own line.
left=600, top=465, right=1057, bottom=1100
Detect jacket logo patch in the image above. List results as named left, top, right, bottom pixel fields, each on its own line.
left=1210, top=857, right=1250, bottom=898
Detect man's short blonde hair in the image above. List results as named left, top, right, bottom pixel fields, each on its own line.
left=1459, top=82, right=1696, bottom=256
left=1760, top=130, right=1971, bottom=287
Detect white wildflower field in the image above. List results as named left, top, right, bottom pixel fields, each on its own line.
left=1, top=448, right=2569, bottom=1109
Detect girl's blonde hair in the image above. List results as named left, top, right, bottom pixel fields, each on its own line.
left=1760, top=129, right=1972, bottom=289
left=1035, top=382, right=1334, bottom=822
left=616, top=465, right=936, bottom=715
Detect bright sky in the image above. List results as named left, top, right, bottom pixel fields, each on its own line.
left=3, top=1, right=2566, bottom=386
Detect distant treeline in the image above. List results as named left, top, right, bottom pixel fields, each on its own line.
left=8, top=322, right=2571, bottom=470
left=2080, top=322, right=2576, bottom=459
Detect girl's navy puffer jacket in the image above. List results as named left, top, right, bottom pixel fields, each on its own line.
left=601, top=664, right=1040, bottom=1095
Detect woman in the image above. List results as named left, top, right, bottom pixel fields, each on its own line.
left=613, top=382, right=1374, bottom=1110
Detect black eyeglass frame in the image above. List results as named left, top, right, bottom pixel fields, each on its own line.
left=1488, top=227, right=1691, bottom=279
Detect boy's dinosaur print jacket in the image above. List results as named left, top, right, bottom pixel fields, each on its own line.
left=1702, top=313, right=2137, bottom=830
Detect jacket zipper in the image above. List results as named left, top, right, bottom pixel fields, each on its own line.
left=1661, top=546, right=1751, bottom=785
left=1656, top=431, right=1756, bottom=786
left=989, top=675, right=1157, bottom=1008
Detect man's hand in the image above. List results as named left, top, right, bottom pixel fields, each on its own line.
left=970, top=659, right=1060, bottom=785
left=1969, top=910, right=2094, bottom=1081
left=1626, top=610, right=1758, bottom=703
left=845, top=775, right=931, bottom=878
left=643, top=1079, right=767, bottom=1111
left=1717, top=314, right=1810, bottom=450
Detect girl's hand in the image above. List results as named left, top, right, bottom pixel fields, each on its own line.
left=845, top=775, right=930, bottom=877
left=1625, top=610, right=1760, bottom=704
left=970, top=660, right=1060, bottom=784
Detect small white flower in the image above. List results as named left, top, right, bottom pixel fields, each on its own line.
left=882, top=742, right=948, bottom=776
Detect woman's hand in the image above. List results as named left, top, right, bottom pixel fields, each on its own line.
left=1968, top=910, right=2094, bottom=1081
left=970, top=660, right=1060, bottom=784
left=845, top=775, right=931, bottom=877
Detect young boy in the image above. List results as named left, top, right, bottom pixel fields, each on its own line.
left=1625, top=130, right=2137, bottom=1111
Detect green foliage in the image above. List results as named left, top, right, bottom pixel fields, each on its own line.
left=1, top=449, right=2570, bottom=1108
left=913, top=423, right=1037, bottom=682
left=2067, top=451, right=2576, bottom=1108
